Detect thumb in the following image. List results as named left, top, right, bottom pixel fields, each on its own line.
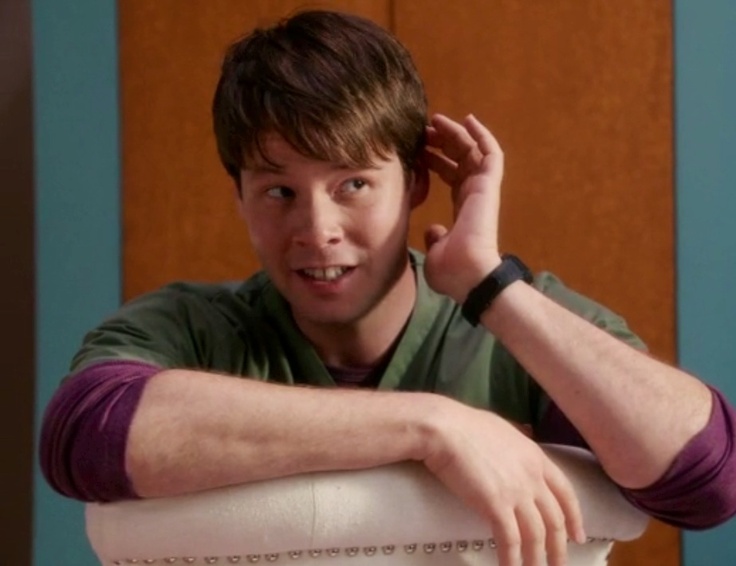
left=424, top=224, right=448, bottom=251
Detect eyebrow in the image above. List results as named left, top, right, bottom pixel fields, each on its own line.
left=247, top=162, right=384, bottom=177
left=332, top=162, right=384, bottom=172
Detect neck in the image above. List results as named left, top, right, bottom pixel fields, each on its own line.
left=297, top=261, right=417, bottom=368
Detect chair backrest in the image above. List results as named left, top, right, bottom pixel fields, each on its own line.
left=86, top=444, right=648, bottom=565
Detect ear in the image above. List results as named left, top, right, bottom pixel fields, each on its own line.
left=408, top=160, right=429, bottom=209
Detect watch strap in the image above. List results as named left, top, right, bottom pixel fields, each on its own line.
left=461, top=254, right=533, bottom=326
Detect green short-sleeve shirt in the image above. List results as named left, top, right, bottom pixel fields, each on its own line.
left=71, top=251, right=645, bottom=428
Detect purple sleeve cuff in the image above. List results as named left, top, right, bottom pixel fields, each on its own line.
left=622, top=386, right=736, bottom=529
left=39, top=359, right=161, bottom=502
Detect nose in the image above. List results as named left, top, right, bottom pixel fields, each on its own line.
left=291, top=194, right=343, bottom=249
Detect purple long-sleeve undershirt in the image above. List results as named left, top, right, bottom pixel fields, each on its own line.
left=40, top=359, right=159, bottom=502
left=39, top=359, right=736, bottom=529
left=622, top=387, right=736, bottom=529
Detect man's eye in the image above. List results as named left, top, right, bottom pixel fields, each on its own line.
left=341, top=179, right=367, bottom=193
left=266, top=186, right=294, bottom=199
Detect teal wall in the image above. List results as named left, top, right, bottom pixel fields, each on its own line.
left=30, top=1, right=735, bottom=565
left=675, top=0, right=736, bottom=564
left=32, top=1, right=120, bottom=564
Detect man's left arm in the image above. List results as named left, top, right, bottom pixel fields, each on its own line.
left=483, top=279, right=711, bottom=489
left=484, top=280, right=736, bottom=527
left=422, top=112, right=736, bottom=528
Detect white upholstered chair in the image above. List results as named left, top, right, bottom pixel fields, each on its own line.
left=86, top=444, right=648, bottom=565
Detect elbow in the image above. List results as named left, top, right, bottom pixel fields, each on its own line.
left=689, top=388, right=736, bottom=529
left=39, top=378, right=95, bottom=501
left=625, top=484, right=736, bottom=531
left=622, top=385, right=736, bottom=530
left=39, top=360, right=160, bottom=502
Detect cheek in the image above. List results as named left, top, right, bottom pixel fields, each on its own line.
left=360, top=192, right=411, bottom=236
left=347, top=209, right=407, bottom=255
left=243, top=212, right=282, bottom=257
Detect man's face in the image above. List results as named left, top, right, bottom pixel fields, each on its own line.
left=238, top=135, right=424, bottom=332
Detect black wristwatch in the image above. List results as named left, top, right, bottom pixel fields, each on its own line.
left=461, top=254, right=533, bottom=326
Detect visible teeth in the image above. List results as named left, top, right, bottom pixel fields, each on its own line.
left=303, top=267, right=347, bottom=281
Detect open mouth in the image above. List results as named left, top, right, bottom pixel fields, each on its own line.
left=299, top=266, right=354, bottom=282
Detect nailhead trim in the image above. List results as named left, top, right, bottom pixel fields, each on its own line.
left=109, top=537, right=614, bottom=563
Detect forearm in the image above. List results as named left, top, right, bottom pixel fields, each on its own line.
left=127, top=369, right=435, bottom=497
left=481, top=280, right=713, bottom=489
left=41, top=361, right=441, bottom=501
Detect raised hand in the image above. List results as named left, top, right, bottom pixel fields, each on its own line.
left=423, top=113, right=505, bottom=303
left=422, top=400, right=587, bottom=566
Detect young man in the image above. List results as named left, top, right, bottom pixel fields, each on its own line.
left=41, top=9, right=735, bottom=566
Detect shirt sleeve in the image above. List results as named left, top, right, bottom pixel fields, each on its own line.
left=69, top=283, right=220, bottom=372
left=39, top=359, right=160, bottom=501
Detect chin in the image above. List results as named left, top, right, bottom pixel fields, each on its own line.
left=291, top=306, right=363, bottom=327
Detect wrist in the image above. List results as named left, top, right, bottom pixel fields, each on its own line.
left=461, top=254, right=533, bottom=326
left=452, top=255, right=503, bottom=304
left=407, top=393, right=458, bottom=463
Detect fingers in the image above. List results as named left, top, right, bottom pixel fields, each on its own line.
left=426, top=116, right=483, bottom=182
left=463, top=114, right=505, bottom=182
left=484, top=459, right=581, bottom=566
left=535, top=489, right=569, bottom=566
left=515, top=503, right=546, bottom=566
left=427, top=115, right=482, bottom=163
left=486, top=507, right=523, bottom=566
left=426, top=113, right=502, bottom=165
left=490, top=498, right=565, bottom=566
left=462, top=113, right=503, bottom=159
left=545, top=460, right=587, bottom=545
left=422, top=147, right=458, bottom=186
left=424, top=114, right=505, bottom=212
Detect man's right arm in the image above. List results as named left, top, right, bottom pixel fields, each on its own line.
left=40, top=359, right=436, bottom=500
left=41, top=359, right=585, bottom=566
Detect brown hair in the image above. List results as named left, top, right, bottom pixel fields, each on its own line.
left=212, top=10, right=427, bottom=184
